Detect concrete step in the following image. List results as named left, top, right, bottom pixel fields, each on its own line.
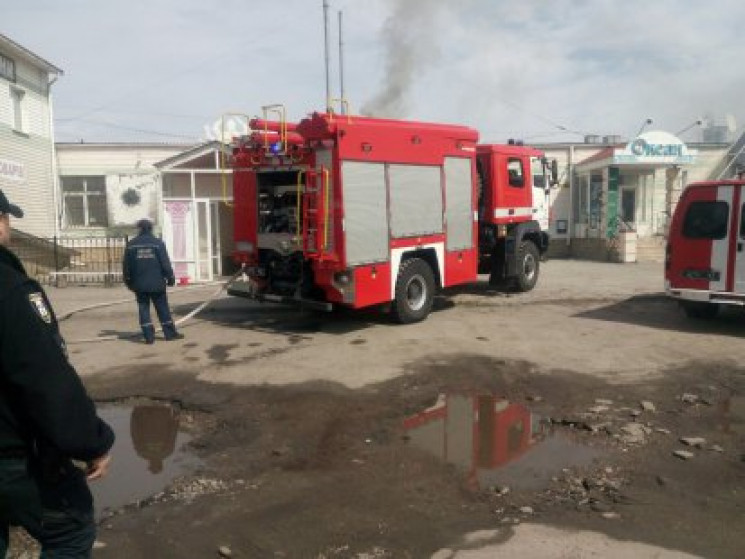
left=636, top=237, right=666, bottom=262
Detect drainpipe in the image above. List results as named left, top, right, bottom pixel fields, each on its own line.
left=47, top=75, right=61, bottom=237
left=157, top=171, right=165, bottom=235
left=190, top=170, right=197, bottom=280
left=567, top=145, right=574, bottom=247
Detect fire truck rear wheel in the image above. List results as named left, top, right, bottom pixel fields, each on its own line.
left=515, top=240, right=540, bottom=292
left=680, top=301, right=719, bottom=319
left=393, top=258, right=435, bottom=324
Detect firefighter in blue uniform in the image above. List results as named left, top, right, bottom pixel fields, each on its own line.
left=0, top=189, right=114, bottom=557
left=123, top=219, right=184, bottom=343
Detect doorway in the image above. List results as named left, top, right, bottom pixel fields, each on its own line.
left=736, top=195, right=745, bottom=294
left=162, top=198, right=223, bottom=283
left=621, top=189, right=636, bottom=225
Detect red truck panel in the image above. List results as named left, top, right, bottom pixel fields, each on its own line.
left=667, top=183, right=720, bottom=291
left=232, top=164, right=258, bottom=265
left=444, top=249, right=478, bottom=287
left=666, top=181, right=745, bottom=303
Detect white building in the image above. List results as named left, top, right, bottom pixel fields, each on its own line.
left=55, top=142, right=192, bottom=234
left=537, top=130, right=738, bottom=261
left=156, top=141, right=235, bottom=282
left=0, top=32, right=62, bottom=237
left=55, top=141, right=234, bottom=282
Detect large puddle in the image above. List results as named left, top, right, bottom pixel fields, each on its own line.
left=404, top=393, right=603, bottom=491
left=91, top=402, right=201, bottom=517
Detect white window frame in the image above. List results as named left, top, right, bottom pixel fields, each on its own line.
left=62, top=176, right=109, bottom=228
left=10, top=86, right=25, bottom=133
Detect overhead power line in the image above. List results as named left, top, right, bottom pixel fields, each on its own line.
left=490, top=95, right=592, bottom=137
left=62, top=53, right=229, bottom=123
left=56, top=107, right=212, bottom=122
left=55, top=117, right=201, bottom=141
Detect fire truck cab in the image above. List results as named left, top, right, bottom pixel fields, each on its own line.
left=665, top=180, right=745, bottom=318
left=476, top=143, right=553, bottom=291
left=229, top=110, right=556, bottom=323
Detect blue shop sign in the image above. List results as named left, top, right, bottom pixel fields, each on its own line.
left=614, top=131, right=696, bottom=165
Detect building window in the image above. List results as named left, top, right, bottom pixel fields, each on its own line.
left=575, top=174, right=589, bottom=224
left=11, top=88, right=25, bottom=133
left=589, top=174, right=603, bottom=228
left=62, top=176, right=109, bottom=227
left=682, top=201, right=728, bottom=240
left=0, top=54, right=15, bottom=82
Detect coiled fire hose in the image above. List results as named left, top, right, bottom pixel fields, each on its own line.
left=64, top=267, right=246, bottom=344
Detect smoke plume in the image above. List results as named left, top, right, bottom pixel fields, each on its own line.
left=360, top=0, right=446, bottom=118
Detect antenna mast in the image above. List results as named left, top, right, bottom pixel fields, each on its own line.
left=339, top=10, right=345, bottom=114
left=323, top=0, right=332, bottom=112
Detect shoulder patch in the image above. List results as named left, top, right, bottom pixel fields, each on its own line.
left=29, top=292, right=52, bottom=324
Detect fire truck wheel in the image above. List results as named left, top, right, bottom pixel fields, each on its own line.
left=515, top=240, right=540, bottom=292
left=680, top=301, right=719, bottom=319
left=393, top=258, right=435, bottom=324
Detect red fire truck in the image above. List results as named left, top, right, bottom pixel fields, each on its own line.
left=228, top=109, right=557, bottom=323
left=665, top=180, right=745, bottom=318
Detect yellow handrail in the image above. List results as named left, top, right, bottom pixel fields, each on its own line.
left=322, top=167, right=330, bottom=252
left=295, top=170, right=304, bottom=242
left=261, top=104, right=287, bottom=154
left=218, top=112, right=251, bottom=208
left=327, top=98, right=352, bottom=124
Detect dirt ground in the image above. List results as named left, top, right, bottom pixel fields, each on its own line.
left=13, top=260, right=745, bottom=558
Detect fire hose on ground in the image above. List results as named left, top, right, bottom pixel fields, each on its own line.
left=63, top=267, right=246, bottom=344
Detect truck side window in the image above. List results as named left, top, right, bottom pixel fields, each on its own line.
left=507, top=158, right=524, bottom=188
left=476, top=158, right=486, bottom=214
left=682, top=201, right=729, bottom=240
left=741, top=203, right=745, bottom=238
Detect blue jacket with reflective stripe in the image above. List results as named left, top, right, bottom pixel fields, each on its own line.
left=123, top=232, right=175, bottom=293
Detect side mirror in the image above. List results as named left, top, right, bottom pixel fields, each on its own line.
left=550, top=159, right=559, bottom=186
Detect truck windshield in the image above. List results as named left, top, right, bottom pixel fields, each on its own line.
left=682, top=201, right=729, bottom=240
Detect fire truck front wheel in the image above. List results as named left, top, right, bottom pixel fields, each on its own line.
left=515, top=240, right=540, bottom=292
left=392, top=258, right=435, bottom=324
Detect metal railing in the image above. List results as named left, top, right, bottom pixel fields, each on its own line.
left=10, top=233, right=129, bottom=287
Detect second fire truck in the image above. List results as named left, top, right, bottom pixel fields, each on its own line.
left=228, top=107, right=557, bottom=323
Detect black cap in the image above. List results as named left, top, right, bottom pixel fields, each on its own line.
left=0, top=189, right=23, bottom=218
left=136, top=218, right=153, bottom=232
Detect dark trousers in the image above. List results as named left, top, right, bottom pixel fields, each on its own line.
left=136, top=291, right=178, bottom=341
left=0, top=458, right=96, bottom=558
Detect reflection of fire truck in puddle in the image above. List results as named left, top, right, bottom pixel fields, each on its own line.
left=403, top=394, right=547, bottom=490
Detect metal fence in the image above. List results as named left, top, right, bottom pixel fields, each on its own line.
left=10, top=234, right=129, bottom=287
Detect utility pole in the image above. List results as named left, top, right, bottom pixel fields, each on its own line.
left=339, top=10, right=345, bottom=114
left=323, top=0, right=331, bottom=112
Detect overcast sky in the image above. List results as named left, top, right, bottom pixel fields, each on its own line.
left=4, top=0, right=745, bottom=144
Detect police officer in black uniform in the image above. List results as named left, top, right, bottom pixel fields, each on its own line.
left=123, top=219, right=183, bottom=344
left=0, top=189, right=115, bottom=557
